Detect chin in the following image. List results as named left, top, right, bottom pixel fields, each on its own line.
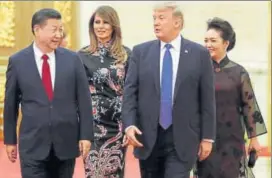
left=155, top=33, right=163, bottom=39
left=51, top=45, right=58, bottom=50
left=209, top=52, right=216, bottom=58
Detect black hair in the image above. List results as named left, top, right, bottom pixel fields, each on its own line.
left=207, top=17, right=236, bottom=51
left=31, top=8, right=61, bottom=35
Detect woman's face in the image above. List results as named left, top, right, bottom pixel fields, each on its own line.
left=93, top=14, right=113, bottom=43
left=204, top=28, right=229, bottom=60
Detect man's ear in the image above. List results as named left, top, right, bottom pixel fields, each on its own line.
left=174, top=19, right=182, bottom=28
left=33, top=25, right=40, bottom=36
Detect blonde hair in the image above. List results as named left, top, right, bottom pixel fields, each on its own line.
left=153, top=2, right=184, bottom=29
left=87, top=5, right=127, bottom=64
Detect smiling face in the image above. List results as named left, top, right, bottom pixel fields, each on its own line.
left=34, top=18, right=63, bottom=52
left=204, top=28, right=229, bottom=60
left=93, top=14, right=113, bottom=43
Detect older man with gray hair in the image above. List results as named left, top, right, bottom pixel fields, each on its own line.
left=122, top=2, right=216, bottom=178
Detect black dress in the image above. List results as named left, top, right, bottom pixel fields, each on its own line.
left=193, top=56, right=267, bottom=178
left=78, top=44, right=131, bottom=178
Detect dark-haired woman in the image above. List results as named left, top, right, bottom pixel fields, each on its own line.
left=194, top=17, right=267, bottom=178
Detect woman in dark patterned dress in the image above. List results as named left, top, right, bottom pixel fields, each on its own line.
left=194, top=17, right=267, bottom=178
left=78, top=5, right=131, bottom=178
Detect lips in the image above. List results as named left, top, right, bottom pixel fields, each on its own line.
left=207, top=49, right=214, bottom=52
left=154, top=29, right=160, bottom=33
left=52, top=41, right=59, bottom=44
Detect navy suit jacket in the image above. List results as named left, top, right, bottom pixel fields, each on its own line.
left=4, top=44, right=94, bottom=160
left=122, top=36, right=216, bottom=168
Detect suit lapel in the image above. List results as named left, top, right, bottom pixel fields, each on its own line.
left=24, top=44, right=49, bottom=101
left=53, top=48, right=64, bottom=100
left=150, top=40, right=161, bottom=96
left=173, top=37, right=190, bottom=102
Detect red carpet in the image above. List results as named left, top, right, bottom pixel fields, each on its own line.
left=0, top=142, right=140, bottom=178
left=0, top=141, right=270, bottom=178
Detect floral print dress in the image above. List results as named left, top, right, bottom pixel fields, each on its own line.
left=78, top=43, right=131, bottom=178
left=193, top=56, right=267, bottom=178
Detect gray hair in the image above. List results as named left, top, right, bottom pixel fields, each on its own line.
left=153, top=2, right=184, bottom=29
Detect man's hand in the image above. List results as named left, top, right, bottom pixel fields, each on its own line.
left=198, top=140, right=212, bottom=161
left=6, top=145, right=17, bottom=163
left=122, top=126, right=143, bottom=147
left=79, top=140, right=91, bottom=160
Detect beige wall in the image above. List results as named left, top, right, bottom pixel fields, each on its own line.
left=78, top=1, right=270, bottom=146
left=79, top=1, right=269, bottom=68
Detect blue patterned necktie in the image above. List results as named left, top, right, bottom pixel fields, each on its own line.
left=160, top=43, right=173, bottom=130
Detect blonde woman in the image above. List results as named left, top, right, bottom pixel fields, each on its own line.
left=78, top=5, right=131, bottom=178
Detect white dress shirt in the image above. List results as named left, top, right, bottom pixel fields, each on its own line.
left=33, top=42, right=56, bottom=90
left=160, top=35, right=181, bottom=100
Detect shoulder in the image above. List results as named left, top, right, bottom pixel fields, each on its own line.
left=9, top=45, right=32, bottom=63
left=230, top=60, right=249, bottom=76
left=58, top=47, right=86, bottom=61
left=133, top=40, right=158, bottom=51
left=57, top=47, right=78, bottom=58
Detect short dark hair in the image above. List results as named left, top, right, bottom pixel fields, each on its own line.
left=31, top=8, right=62, bottom=35
left=207, top=17, right=236, bottom=52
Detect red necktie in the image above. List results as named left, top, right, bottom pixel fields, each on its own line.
left=41, top=54, right=53, bottom=101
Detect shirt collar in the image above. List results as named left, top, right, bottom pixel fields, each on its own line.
left=33, top=42, right=55, bottom=60
left=160, top=35, right=181, bottom=51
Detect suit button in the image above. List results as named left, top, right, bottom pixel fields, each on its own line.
left=50, top=106, right=53, bottom=109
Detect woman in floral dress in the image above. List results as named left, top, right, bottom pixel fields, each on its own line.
left=194, top=17, right=267, bottom=178
left=78, top=5, right=131, bottom=178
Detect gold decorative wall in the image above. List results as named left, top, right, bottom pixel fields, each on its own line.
left=0, top=2, right=15, bottom=48
left=53, top=1, right=78, bottom=50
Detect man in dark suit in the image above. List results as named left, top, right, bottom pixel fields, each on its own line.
left=122, top=2, right=216, bottom=178
left=3, top=8, right=93, bottom=178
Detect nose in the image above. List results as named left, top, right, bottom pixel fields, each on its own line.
left=205, top=41, right=212, bottom=48
left=97, top=22, right=104, bottom=29
left=55, top=30, right=63, bottom=38
left=153, top=19, right=160, bottom=26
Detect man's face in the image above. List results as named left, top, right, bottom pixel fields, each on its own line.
left=153, top=8, right=178, bottom=42
left=34, top=18, right=63, bottom=51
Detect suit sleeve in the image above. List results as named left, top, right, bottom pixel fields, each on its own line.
left=75, top=55, right=94, bottom=141
left=3, top=57, right=21, bottom=145
left=199, top=49, right=216, bottom=140
left=121, top=46, right=139, bottom=132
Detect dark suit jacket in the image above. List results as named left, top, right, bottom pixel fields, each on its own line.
left=122, top=36, right=216, bottom=168
left=3, top=44, right=94, bottom=160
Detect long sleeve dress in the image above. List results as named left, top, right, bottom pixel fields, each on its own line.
left=78, top=44, right=131, bottom=178
left=194, top=56, right=267, bottom=178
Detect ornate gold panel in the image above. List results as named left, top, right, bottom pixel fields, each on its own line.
left=53, top=1, right=78, bottom=50
left=0, top=2, right=15, bottom=48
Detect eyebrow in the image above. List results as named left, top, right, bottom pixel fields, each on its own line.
left=205, top=37, right=217, bottom=39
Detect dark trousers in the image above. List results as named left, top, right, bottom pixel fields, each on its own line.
left=20, top=145, right=75, bottom=178
left=139, top=125, right=190, bottom=178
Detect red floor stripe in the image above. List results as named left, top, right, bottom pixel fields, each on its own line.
left=0, top=142, right=270, bottom=178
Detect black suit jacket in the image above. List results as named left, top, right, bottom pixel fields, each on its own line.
left=122, top=36, right=216, bottom=168
left=3, top=44, right=94, bottom=160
